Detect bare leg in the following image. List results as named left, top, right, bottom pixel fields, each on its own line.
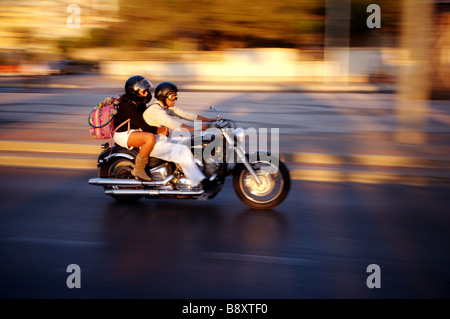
left=127, top=132, right=155, bottom=157
left=126, top=132, right=156, bottom=181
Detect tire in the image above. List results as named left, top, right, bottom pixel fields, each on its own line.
left=104, top=158, right=143, bottom=202
left=233, top=156, right=290, bottom=210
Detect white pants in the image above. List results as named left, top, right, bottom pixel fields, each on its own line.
left=150, top=135, right=205, bottom=186
left=114, top=132, right=205, bottom=185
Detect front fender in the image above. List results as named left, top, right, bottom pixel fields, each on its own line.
left=231, top=152, right=283, bottom=174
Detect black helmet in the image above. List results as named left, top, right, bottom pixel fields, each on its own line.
left=155, top=82, right=178, bottom=103
left=124, top=75, right=153, bottom=104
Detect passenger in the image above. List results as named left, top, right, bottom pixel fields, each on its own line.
left=113, top=75, right=168, bottom=181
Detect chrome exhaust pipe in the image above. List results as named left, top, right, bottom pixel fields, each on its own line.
left=104, top=189, right=205, bottom=196
left=88, top=178, right=142, bottom=186
left=88, top=175, right=174, bottom=186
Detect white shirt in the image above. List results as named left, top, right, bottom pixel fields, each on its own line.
left=143, top=101, right=198, bottom=130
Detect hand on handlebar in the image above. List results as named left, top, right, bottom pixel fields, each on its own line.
left=157, top=126, right=169, bottom=136
left=207, top=118, right=230, bottom=129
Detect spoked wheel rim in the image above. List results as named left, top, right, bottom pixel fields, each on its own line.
left=109, top=159, right=135, bottom=179
left=105, top=159, right=142, bottom=201
left=238, top=162, right=284, bottom=205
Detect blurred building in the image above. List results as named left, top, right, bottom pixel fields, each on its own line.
left=433, top=0, right=450, bottom=96
left=0, top=0, right=119, bottom=57
left=0, top=0, right=448, bottom=96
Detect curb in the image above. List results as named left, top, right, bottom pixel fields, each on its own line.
left=1, top=140, right=449, bottom=186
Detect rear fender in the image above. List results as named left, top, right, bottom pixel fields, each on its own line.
left=97, top=146, right=137, bottom=165
left=97, top=146, right=138, bottom=177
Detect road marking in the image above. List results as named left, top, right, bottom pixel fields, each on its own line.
left=1, top=236, right=106, bottom=247
left=286, top=152, right=450, bottom=169
left=0, top=140, right=100, bottom=155
left=0, top=155, right=96, bottom=169
left=2, top=140, right=449, bottom=168
left=1, top=155, right=449, bottom=186
left=205, top=252, right=319, bottom=266
left=290, top=168, right=450, bottom=186
left=1, top=140, right=449, bottom=186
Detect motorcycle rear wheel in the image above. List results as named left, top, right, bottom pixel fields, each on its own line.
left=105, top=158, right=143, bottom=202
left=233, top=158, right=290, bottom=210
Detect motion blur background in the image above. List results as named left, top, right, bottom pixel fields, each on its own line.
left=1, top=0, right=450, bottom=300
left=0, top=0, right=449, bottom=145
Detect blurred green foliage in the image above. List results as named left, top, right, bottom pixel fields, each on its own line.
left=108, top=0, right=326, bottom=50
left=60, top=0, right=401, bottom=52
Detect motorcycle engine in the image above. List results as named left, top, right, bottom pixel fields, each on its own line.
left=201, top=133, right=225, bottom=178
left=174, top=177, right=195, bottom=191
left=203, top=158, right=221, bottom=178
left=149, top=163, right=170, bottom=180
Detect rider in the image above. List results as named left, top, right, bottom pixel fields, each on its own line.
left=113, top=75, right=168, bottom=181
left=143, top=81, right=218, bottom=192
left=144, top=81, right=214, bottom=132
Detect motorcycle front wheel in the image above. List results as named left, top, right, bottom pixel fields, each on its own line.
left=233, top=157, right=290, bottom=210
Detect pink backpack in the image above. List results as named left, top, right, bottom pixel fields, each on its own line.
left=88, top=97, right=129, bottom=139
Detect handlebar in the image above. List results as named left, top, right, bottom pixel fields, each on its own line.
left=207, top=118, right=236, bottom=129
left=207, top=106, right=236, bottom=129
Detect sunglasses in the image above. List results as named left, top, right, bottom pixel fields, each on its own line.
left=167, top=93, right=178, bottom=101
left=137, top=89, right=149, bottom=97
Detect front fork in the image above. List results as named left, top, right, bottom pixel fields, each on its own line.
left=223, top=130, right=262, bottom=185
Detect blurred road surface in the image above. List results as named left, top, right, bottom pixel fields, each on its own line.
left=0, top=167, right=449, bottom=299
left=1, top=75, right=449, bottom=302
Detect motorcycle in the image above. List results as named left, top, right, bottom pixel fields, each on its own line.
left=88, top=107, right=290, bottom=210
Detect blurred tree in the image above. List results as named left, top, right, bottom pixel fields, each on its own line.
left=59, top=0, right=403, bottom=52
left=109, top=0, right=326, bottom=50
